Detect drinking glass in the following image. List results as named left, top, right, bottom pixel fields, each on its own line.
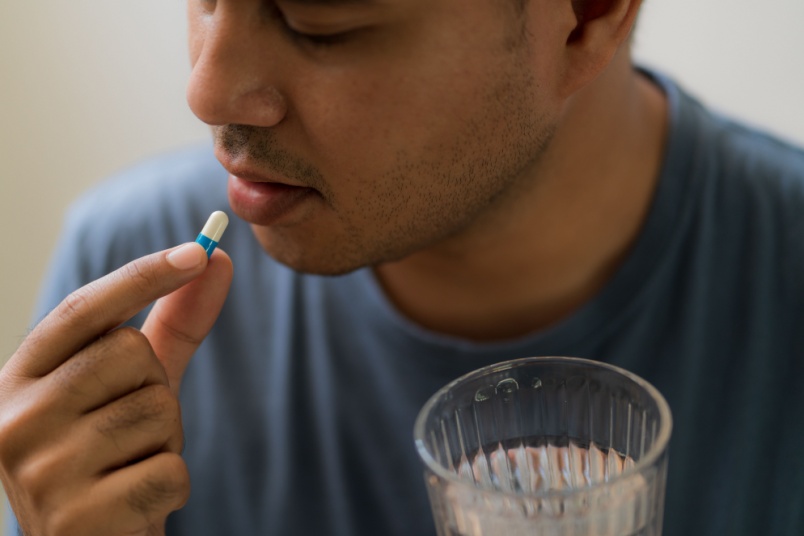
left=414, top=356, right=672, bottom=536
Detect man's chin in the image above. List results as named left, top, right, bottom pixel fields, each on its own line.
left=249, top=224, right=371, bottom=276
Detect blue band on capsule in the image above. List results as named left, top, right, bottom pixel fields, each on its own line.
left=195, top=233, right=218, bottom=258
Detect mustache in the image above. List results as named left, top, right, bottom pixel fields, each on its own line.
left=215, top=124, right=328, bottom=193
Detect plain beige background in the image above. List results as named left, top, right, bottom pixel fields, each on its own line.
left=2, top=0, right=803, bottom=532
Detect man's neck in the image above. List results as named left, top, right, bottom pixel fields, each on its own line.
left=373, top=55, right=668, bottom=341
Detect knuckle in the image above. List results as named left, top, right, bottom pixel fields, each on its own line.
left=111, top=327, right=152, bottom=355
left=161, top=454, right=190, bottom=494
left=57, top=287, right=98, bottom=326
left=52, top=329, right=157, bottom=402
left=120, top=260, right=159, bottom=295
left=145, top=384, right=179, bottom=418
left=45, top=501, right=99, bottom=536
left=166, top=412, right=186, bottom=456
left=101, top=328, right=166, bottom=385
left=51, top=355, right=92, bottom=398
left=128, top=455, right=190, bottom=515
left=97, top=385, right=178, bottom=437
left=45, top=504, right=79, bottom=536
left=0, top=394, right=40, bottom=467
left=16, top=451, right=63, bottom=509
left=0, top=412, right=20, bottom=461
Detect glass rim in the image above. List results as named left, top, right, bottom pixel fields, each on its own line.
left=413, top=355, right=673, bottom=498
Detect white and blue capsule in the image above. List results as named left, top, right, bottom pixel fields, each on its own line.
left=195, top=211, right=229, bottom=257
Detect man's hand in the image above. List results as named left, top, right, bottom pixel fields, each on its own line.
left=0, top=242, right=233, bottom=536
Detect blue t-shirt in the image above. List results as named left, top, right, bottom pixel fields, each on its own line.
left=7, top=71, right=804, bottom=535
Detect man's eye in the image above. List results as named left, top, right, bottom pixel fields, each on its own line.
left=283, top=25, right=353, bottom=47
left=272, top=8, right=353, bottom=47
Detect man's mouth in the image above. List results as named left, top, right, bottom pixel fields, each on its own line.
left=223, top=166, right=309, bottom=189
left=226, top=171, right=319, bottom=226
left=214, top=135, right=328, bottom=226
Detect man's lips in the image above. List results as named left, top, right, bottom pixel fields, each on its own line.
left=227, top=173, right=317, bottom=226
left=224, top=167, right=308, bottom=189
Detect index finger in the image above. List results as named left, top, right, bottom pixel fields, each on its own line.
left=11, top=242, right=209, bottom=378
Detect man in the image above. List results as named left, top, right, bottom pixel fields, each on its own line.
left=2, top=0, right=802, bottom=534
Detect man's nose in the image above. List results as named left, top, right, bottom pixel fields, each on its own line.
left=186, top=12, right=287, bottom=128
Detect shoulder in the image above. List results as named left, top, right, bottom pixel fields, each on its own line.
left=708, top=113, right=804, bottom=201
left=705, top=114, right=804, bottom=265
left=669, top=78, right=804, bottom=211
left=645, top=72, right=804, bottom=315
left=655, top=72, right=804, bottom=242
left=674, top=87, right=804, bottom=310
left=644, top=69, right=804, bottom=252
left=697, top=106, right=804, bottom=258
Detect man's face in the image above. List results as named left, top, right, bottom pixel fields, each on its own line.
left=188, top=0, right=562, bottom=275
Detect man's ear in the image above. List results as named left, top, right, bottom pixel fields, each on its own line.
left=555, top=0, right=643, bottom=96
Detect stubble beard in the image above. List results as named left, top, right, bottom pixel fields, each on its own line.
left=220, top=46, right=556, bottom=276
left=344, top=60, right=557, bottom=273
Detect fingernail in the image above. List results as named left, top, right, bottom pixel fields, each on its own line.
left=167, top=243, right=205, bottom=270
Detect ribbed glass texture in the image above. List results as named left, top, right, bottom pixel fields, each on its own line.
left=414, top=357, right=672, bottom=536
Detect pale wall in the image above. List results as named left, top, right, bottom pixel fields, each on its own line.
left=1, top=0, right=803, bottom=533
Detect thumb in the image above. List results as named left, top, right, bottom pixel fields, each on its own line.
left=141, top=245, right=233, bottom=396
